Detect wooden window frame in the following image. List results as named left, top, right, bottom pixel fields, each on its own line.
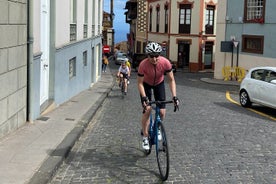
left=156, top=6, right=160, bottom=32
left=205, top=5, right=215, bottom=34
left=242, top=35, right=264, bottom=54
left=179, top=4, right=191, bottom=34
left=149, top=8, right=152, bottom=32
left=164, top=5, right=168, bottom=33
left=244, top=0, right=265, bottom=23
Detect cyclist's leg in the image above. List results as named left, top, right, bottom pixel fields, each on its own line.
left=119, top=73, right=123, bottom=87
left=123, top=74, right=128, bottom=93
left=140, top=83, right=152, bottom=143
left=153, top=81, right=166, bottom=120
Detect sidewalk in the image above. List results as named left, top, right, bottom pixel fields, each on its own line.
left=200, top=77, right=240, bottom=86
left=0, top=68, right=115, bottom=184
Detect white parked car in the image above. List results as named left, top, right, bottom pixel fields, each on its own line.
left=115, top=52, right=128, bottom=65
left=239, top=67, right=276, bottom=109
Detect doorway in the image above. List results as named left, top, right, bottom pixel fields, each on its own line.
left=177, top=42, right=190, bottom=68
left=40, top=0, right=50, bottom=106
left=204, top=42, right=213, bottom=69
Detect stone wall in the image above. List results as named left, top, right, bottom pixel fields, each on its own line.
left=0, top=0, right=27, bottom=138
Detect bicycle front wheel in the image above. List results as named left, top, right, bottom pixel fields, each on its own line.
left=156, top=122, right=169, bottom=181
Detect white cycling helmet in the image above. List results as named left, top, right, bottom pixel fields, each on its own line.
left=145, top=42, right=162, bottom=54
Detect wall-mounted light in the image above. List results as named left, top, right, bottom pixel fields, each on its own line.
left=110, top=13, right=115, bottom=21
left=225, top=16, right=232, bottom=23
left=238, top=17, right=243, bottom=23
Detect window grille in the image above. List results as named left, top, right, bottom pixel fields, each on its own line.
left=69, top=57, right=76, bottom=79
left=70, top=23, right=77, bottom=41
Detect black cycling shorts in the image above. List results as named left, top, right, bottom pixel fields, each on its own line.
left=120, top=72, right=129, bottom=80
left=141, top=80, right=166, bottom=109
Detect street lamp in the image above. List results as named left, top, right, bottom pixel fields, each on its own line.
left=110, top=12, right=115, bottom=26
left=110, top=0, right=115, bottom=54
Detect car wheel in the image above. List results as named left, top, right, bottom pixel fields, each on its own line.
left=240, top=90, right=252, bottom=107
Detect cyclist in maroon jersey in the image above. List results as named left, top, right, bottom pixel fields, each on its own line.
left=137, top=42, right=179, bottom=150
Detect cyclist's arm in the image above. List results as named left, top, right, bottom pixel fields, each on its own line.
left=117, top=67, right=121, bottom=77
left=167, top=71, right=177, bottom=97
left=127, top=67, right=131, bottom=77
left=137, top=75, right=146, bottom=97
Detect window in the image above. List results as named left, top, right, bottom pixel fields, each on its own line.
left=83, top=24, right=88, bottom=38
left=137, top=41, right=141, bottom=53
left=143, top=42, right=147, bottom=54
left=164, top=5, right=168, bottom=33
left=205, top=5, right=215, bottom=34
left=244, top=0, right=265, bottom=23
left=69, top=57, right=76, bottom=79
left=98, top=0, right=101, bottom=35
left=264, top=70, right=276, bottom=82
left=92, top=0, right=95, bottom=36
left=83, top=0, right=88, bottom=38
left=179, top=4, right=191, bottom=34
left=70, top=0, right=77, bottom=41
left=83, top=51, right=87, bottom=66
left=149, top=8, right=152, bottom=32
left=251, top=69, right=265, bottom=80
left=242, top=35, right=264, bottom=54
left=156, top=7, right=160, bottom=32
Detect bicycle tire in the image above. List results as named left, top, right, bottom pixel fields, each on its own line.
left=121, top=80, right=125, bottom=97
left=156, top=122, right=169, bottom=181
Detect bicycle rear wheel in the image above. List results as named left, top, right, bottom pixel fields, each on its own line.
left=156, top=122, right=169, bottom=181
left=121, top=80, right=125, bottom=96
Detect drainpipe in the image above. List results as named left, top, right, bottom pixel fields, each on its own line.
left=27, top=0, right=34, bottom=123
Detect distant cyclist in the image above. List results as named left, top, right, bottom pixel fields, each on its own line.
left=125, top=58, right=131, bottom=84
left=117, top=61, right=130, bottom=95
left=137, top=42, right=179, bottom=150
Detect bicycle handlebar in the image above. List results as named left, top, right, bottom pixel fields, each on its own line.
left=143, top=100, right=178, bottom=113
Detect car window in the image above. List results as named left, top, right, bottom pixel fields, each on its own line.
left=117, top=53, right=127, bottom=58
left=251, top=69, right=265, bottom=81
left=265, top=70, right=276, bottom=82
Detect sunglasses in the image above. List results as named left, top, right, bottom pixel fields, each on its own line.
left=149, top=54, right=160, bottom=58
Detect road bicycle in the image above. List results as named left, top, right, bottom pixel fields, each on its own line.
left=117, top=76, right=128, bottom=97
left=143, top=100, right=175, bottom=181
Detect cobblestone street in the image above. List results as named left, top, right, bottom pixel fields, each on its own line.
left=49, top=70, right=276, bottom=184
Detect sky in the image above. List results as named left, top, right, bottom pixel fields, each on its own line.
left=104, top=0, right=129, bottom=43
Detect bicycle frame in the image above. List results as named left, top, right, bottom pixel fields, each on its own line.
left=146, top=100, right=173, bottom=151
left=148, top=105, right=161, bottom=149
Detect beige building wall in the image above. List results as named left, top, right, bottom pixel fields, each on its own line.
left=146, top=0, right=217, bottom=71
left=0, top=0, right=28, bottom=138
left=214, top=0, right=228, bottom=79
left=170, top=0, right=201, bottom=35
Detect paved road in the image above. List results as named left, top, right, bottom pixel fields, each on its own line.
left=49, top=64, right=276, bottom=183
